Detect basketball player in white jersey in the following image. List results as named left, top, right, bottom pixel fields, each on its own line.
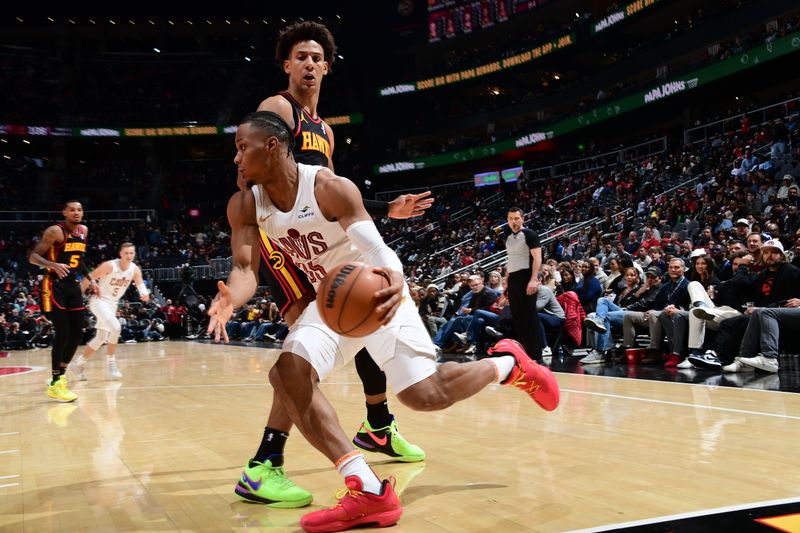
left=71, top=242, right=149, bottom=381
left=207, top=111, right=560, bottom=532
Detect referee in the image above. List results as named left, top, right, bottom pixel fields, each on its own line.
left=503, top=207, right=542, bottom=362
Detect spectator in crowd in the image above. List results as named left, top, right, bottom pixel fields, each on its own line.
left=698, top=239, right=800, bottom=370
left=582, top=266, right=653, bottom=364
left=621, top=258, right=690, bottom=363
left=574, top=261, right=602, bottom=314
left=419, top=284, right=448, bottom=338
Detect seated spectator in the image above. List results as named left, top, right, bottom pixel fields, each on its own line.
left=582, top=266, right=650, bottom=364
left=419, top=284, right=448, bottom=337
left=535, top=283, right=565, bottom=359
left=603, top=258, right=622, bottom=292
left=731, top=302, right=800, bottom=373
left=621, top=258, right=690, bottom=363
left=679, top=251, right=755, bottom=368
left=574, top=261, right=602, bottom=313
left=434, top=274, right=499, bottom=353
left=556, top=263, right=577, bottom=294
left=3, top=322, right=29, bottom=350
left=453, top=275, right=502, bottom=354
left=698, top=239, right=800, bottom=370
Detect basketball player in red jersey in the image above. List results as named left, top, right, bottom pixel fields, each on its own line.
left=28, top=200, right=98, bottom=402
left=231, top=22, right=433, bottom=508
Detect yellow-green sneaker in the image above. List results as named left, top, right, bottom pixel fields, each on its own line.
left=234, top=460, right=312, bottom=508
left=47, top=376, right=77, bottom=403
left=353, top=416, right=426, bottom=462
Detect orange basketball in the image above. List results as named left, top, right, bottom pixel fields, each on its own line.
left=317, top=261, right=390, bottom=337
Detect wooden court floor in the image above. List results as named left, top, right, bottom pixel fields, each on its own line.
left=1, top=341, right=800, bottom=532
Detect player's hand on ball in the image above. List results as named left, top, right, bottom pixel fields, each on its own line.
left=207, top=280, right=233, bottom=343
left=373, top=268, right=404, bottom=325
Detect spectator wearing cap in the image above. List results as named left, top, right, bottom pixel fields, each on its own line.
left=734, top=219, right=751, bottom=241
left=787, top=184, right=800, bottom=209
left=699, top=239, right=800, bottom=371
left=777, top=174, right=795, bottom=199
left=621, top=258, right=690, bottom=363
left=734, top=292, right=800, bottom=374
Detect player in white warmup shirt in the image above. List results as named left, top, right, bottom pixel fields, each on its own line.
left=71, top=242, right=149, bottom=380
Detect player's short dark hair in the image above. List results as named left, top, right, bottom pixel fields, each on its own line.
left=276, top=21, right=336, bottom=68
left=507, top=206, right=523, bottom=215
left=62, top=199, right=82, bottom=209
left=119, top=242, right=135, bottom=252
left=240, top=111, right=295, bottom=155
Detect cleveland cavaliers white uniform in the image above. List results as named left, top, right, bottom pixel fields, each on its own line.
left=89, top=259, right=136, bottom=343
left=252, top=164, right=436, bottom=392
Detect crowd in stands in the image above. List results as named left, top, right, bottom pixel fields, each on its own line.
left=1, top=87, right=799, bottom=384
left=385, top=9, right=800, bottom=161
left=390, top=108, right=800, bottom=376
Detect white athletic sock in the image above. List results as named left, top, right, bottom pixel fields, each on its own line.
left=107, top=354, right=116, bottom=362
left=74, top=354, right=86, bottom=366
left=336, top=452, right=382, bottom=494
left=487, top=356, right=516, bottom=383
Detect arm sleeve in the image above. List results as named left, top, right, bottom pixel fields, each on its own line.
left=524, top=229, right=541, bottom=249
left=345, top=220, right=404, bottom=272
left=362, top=199, right=390, bottom=217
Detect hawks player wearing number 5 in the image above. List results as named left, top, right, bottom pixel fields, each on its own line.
left=28, top=200, right=98, bottom=402
left=71, top=242, right=149, bottom=381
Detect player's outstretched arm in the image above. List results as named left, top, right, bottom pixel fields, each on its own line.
left=388, top=191, right=434, bottom=219
left=207, top=190, right=260, bottom=342
left=362, top=191, right=435, bottom=220
left=316, top=170, right=406, bottom=324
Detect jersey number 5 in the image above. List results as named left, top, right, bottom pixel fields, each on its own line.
left=68, top=255, right=80, bottom=268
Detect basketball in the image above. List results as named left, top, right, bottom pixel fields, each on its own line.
left=316, top=261, right=390, bottom=337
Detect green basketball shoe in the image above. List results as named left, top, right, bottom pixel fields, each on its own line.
left=353, top=416, right=426, bottom=463
left=234, top=459, right=313, bottom=508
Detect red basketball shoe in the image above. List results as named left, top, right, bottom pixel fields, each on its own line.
left=488, top=339, right=560, bottom=411
left=300, top=476, right=402, bottom=533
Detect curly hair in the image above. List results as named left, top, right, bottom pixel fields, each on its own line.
left=275, top=21, right=337, bottom=68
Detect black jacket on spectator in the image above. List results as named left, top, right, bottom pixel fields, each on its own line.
left=714, top=266, right=758, bottom=309
left=745, top=262, right=800, bottom=306
left=626, top=276, right=690, bottom=312
left=648, top=276, right=691, bottom=310
left=625, top=282, right=664, bottom=312
left=617, top=283, right=644, bottom=308
left=467, top=287, right=499, bottom=314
